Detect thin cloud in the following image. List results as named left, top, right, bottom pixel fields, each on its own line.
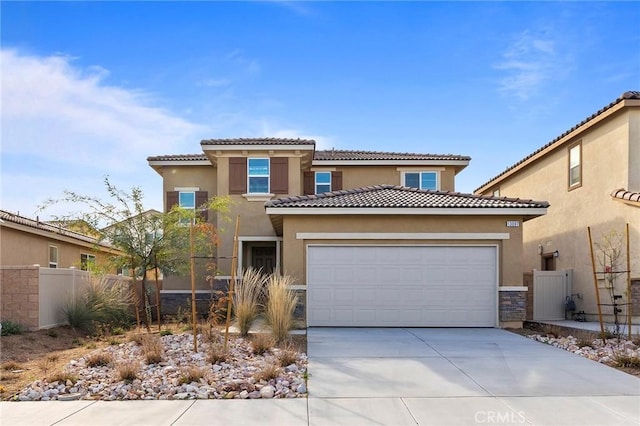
left=495, top=30, right=561, bottom=101
left=196, top=78, right=232, bottom=88
left=1, top=49, right=204, bottom=171
left=259, top=121, right=334, bottom=150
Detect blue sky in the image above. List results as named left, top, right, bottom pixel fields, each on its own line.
left=1, top=1, right=639, bottom=220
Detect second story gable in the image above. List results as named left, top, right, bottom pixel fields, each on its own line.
left=148, top=138, right=471, bottom=212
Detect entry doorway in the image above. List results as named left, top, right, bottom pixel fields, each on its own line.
left=252, top=246, right=276, bottom=274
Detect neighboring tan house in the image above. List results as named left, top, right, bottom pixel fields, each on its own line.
left=476, top=91, right=640, bottom=323
left=148, top=138, right=548, bottom=328
left=0, top=209, right=119, bottom=271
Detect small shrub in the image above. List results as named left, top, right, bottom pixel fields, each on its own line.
left=600, top=329, right=616, bottom=340
left=264, top=274, right=298, bottom=343
left=253, top=365, right=281, bottom=382
left=111, top=327, right=125, bottom=336
left=48, top=371, right=78, bottom=384
left=159, top=329, right=173, bottom=337
left=207, top=340, right=229, bottom=364
left=85, top=342, right=97, bottom=350
left=233, top=268, right=267, bottom=336
left=542, top=324, right=564, bottom=338
left=277, top=348, right=298, bottom=367
left=72, top=338, right=84, bottom=347
left=575, top=333, right=594, bottom=348
left=141, top=334, right=163, bottom=364
left=128, top=333, right=144, bottom=345
left=86, top=352, right=113, bottom=368
left=116, top=361, right=139, bottom=383
left=63, top=298, right=96, bottom=333
left=179, top=366, right=205, bottom=385
left=1, top=320, right=25, bottom=336
left=613, top=354, right=640, bottom=369
left=109, top=339, right=120, bottom=345
left=2, top=360, right=21, bottom=371
left=251, top=333, right=274, bottom=355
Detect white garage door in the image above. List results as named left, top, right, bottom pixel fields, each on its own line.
left=307, top=245, right=497, bottom=327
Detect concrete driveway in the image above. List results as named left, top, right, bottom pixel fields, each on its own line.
left=307, top=328, right=640, bottom=425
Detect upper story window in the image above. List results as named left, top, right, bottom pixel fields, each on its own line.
left=248, top=158, right=270, bottom=193
left=179, top=191, right=196, bottom=210
left=80, top=253, right=96, bottom=271
left=315, top=172, right=332, bottom=193
left=49, top=245, right=58, bottom=268
left=493, top=189, right=500, bottom=197
left=568, top=142, right=582, bottom=190
left=403, top=171, right=438, bottom=190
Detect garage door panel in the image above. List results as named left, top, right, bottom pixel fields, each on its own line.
left=307, top=246, right=497, bottom=327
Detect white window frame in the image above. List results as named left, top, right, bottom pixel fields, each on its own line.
left=568, top=142, right=582, bottom=190
left=402, top=171, right=439, bottom=190
left=247, top=158, right=270, bottom=194
left=315, top=171, right=332, bottom=194
left=80, top=253, right=96, bottom=271
left=49, top=245, right=58, bottom=268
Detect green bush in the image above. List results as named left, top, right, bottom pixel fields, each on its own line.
left=63, top=274, right=133, bottom=334
left=159, top=329, right=173, bottom=336
left=0, top=320, right=24, bottom=336
left=264, top=274, right=298, bottom=343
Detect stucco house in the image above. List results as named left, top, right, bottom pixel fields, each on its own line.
left=148, top=139, right=548, bottom=328
left=0, top=209, right=119, bottom=271
left=475, top=91, right=640, bottom=323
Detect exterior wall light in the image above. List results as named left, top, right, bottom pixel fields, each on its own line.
left=553, top=250, right=559, bottom=258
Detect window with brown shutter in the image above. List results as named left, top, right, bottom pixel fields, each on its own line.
left=331, top=171, right=342, bottom=191
left=195, top=191, right=208, bottom=222
left=166, top=191, right=179, bottom=212
left=303, top=172, right=314, bottom=195
left=270, top=158, right=288, bottom=194
left=229, top=158, right=247, bottom=194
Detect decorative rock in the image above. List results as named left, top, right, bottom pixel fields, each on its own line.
left=248, top=390, right=261, bottom=399
left=296, top=383, right=307, bottom=394
left=173, top=392, right=190, bottom=400
left=239, top=390, right=249, bottom=399
left=260, top=385, right=275, bottom=399
left=58, top=393, right=82, bottom=401
left=285, top=364, right=298, bottom=373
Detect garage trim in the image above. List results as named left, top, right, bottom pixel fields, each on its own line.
left=305, top=243, right=500, bottom=327
left=296, top=232, right=510, bottom=240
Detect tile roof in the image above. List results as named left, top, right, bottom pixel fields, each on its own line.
left=0, top=209, right=108, bottom=246
left=313, top=150, right=470, bottom=161
left=611, top=189, right=640, bottom=204
left=147, top=153, right=208, bottom=162
left=265, top=185, right=549, bottom=209
left=201, top=137, right=316, bottom=146
left=476, top=91, right=640, bottom=192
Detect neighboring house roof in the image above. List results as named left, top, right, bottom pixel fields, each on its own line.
left=611, top=189, right=640, bottom=206
left=147, top=154, right=209, bottom=162
left=265, top=184, right=548, bottom=215
left=475, top=91, right=640, bottom=193
left=0, top=209, right=115, bottom=249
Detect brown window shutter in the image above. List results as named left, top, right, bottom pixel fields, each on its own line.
left=166, top=191, right=179, bottom=212
left=331, top=171, right=343, bottom=191
left=195, top=191, right=208, bottom=222
left=229, top=158, right=247, bottom=194
left=303, top=172, right=314, bottom=195
left=270, top=158, right=288, bottom=194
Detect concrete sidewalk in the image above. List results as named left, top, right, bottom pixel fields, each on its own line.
left=2, top=328, right=639, bottom=425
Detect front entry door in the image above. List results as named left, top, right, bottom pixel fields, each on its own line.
left=252, top=246, right=276, bottom=274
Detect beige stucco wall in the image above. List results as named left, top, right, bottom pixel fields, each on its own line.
left=159, top=165, right=218, bottom=211
left=280, top=215, right=524, bottom=288
left=481, top=109, right=640, bottom=319
left=312, top=166, right=457, bottom=192
left=0, top=226, right=114, bottom=270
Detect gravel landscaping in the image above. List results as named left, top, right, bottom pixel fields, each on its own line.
left=526, top=333, right=640, bottom=368
left=14, top=332, right=308, bottom=401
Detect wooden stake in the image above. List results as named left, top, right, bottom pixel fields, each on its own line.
left=224, top=216, right=240, bottom=351
left=587, top=226, right=606, bottom=343
left=155, top=265, right=162, bottom=332
left=190, top=220, right=198, bottom=352
left=626, top=223, right=632, bottom=340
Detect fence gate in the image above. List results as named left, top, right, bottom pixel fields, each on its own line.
left=533, top=269, right=573, bottom=321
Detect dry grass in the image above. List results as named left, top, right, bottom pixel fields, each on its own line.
left=613, top=354, right=640, bottom=369
left=251, top=333, right=274, bottom=355
left=140, top=334, right=163, bottom=364
left=253, top=364, right=281, bottom=383
left=264, top=274, right=298, bottom=343
left=179, top=366, right=206, bottom=385
left=86, top=352, right=113, bottom=368
left=128, top=333, right=145, bottom=345
left=575, top=332, right=594, bottom=348
left=116, top=361, right=140, bottom=383
left=2, top=361, right=22, bottom=371
left=277, top=348, right=299, bottom=367
left=541, top=324, right=564, bottom=338
left=233, top=268, right=267, bottom=336
left=47, top=371, right=78, bottom=384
